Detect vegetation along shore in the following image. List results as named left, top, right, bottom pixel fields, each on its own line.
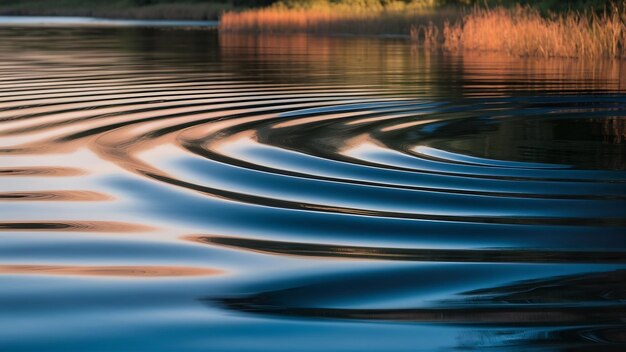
left=2, top=0, right=624, bottom=58
left=221, top=0, right=626, bottom=59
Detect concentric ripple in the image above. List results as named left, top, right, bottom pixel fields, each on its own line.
left=0, top=27, right=625, bottom=351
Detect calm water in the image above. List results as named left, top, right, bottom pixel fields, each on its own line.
left=1, top=24, right=626, bottom=351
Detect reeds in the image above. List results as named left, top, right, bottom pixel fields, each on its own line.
left=221, top=2, right=626, bottom=59
left=220, top=1, right=455, bottom=36
left=440, top=6, right=626, bottom=59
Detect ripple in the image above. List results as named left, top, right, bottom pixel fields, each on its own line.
left=189, top=235, right=626, bottom=264
left=215, top=302, right=625, bottom=325
left=0, top=264, right=222, bottom=278
left=0, top=190, right=111, bottom=201
left=1, top=28, right=625, bottom=351
left=212, top=269, right=626, bottom=325
left=0, top=221, right=152, bottom=232
left=0, top=166, right=85, bottom=177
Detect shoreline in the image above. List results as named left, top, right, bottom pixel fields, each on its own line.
left=0, top=15, right=217, bottom=28
left=2, top=3, right=625, bottom=60
left=220, top=5, right=626, bottom=59
left=0, top=2, right=236, bottom=21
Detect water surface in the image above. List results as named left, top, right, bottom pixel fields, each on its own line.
left=0, top=16, right=217, bottom=27
left=1, top=24, right=625, bottom=351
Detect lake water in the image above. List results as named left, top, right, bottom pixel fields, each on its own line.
left=1, top=23, right=625, bottom=351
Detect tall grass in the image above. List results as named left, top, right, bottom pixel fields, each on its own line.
left=439, top=6, right=626, bottom=59
left=220, top=1, right=456, bottom=36
left=221, top=2, right=626, bottom=59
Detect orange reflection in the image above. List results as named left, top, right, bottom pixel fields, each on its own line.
left=0, top=221, right=153, bottom=233
left=0, top=265, right=222, bottom=278
left=0, top=167, right=85, bottom=177
left=0, top=190, right=111, bottom=202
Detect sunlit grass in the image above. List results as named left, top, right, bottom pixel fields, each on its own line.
left=439, top=6, right=626, bottom=59
left=220, top=1, right=456, bottom=36
left=222, top=2, right=626, bottom=59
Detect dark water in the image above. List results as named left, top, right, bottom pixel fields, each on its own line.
left=1, top=25, right=625, bottom=351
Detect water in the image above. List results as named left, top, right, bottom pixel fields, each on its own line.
left=0, top=24, right=625, bottom=351
left=0, top=16, right=217, bottom=27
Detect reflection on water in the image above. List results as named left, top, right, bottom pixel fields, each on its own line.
left=0, top=16, right=218, bottom=27
left=0, top=264, right=222, bottom=277
left=0, top=26, right=625, bottom=351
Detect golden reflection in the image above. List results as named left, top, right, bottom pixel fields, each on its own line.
left=0, top=166, right=85, bottom=177
left=0, top=265, right=222, bottom=278
left=272, top=108, right=391, bottom=129
left=220, top=33, right=626, bottom=93
left=458, top=52, right=626, bottom=93
left=0, top=190, right=111, bottom=202
left=380, top=118, right=438, bottom=132
left=0, top=221, right=153, bottom=233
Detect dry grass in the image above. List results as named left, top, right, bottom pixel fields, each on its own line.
left=436, top=6, right=626, bottom=59
left=221, top=3, right=626, bottom=59
left=220, top=2, right=457, bottom=36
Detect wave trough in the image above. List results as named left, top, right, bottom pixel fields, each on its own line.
left=0, top=27, right=625, bottom=351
